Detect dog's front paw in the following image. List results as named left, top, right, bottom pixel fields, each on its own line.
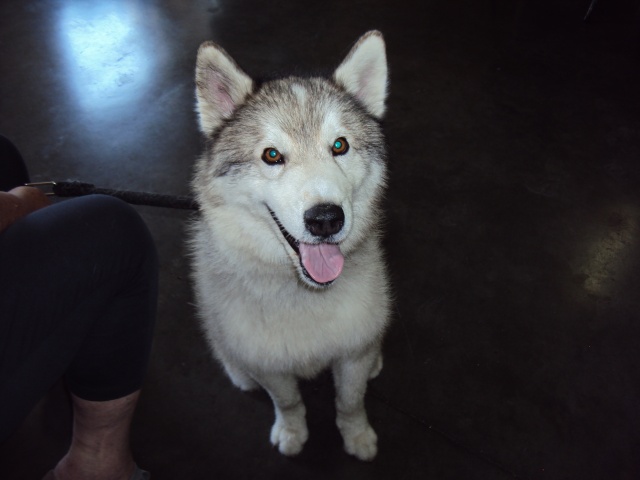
left=342, top=424, right=378, bottom=461
left=270, top=417, right=309, bottom=456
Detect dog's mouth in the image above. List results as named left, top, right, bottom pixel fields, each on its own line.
left=268, top=208, right=344, bottom=286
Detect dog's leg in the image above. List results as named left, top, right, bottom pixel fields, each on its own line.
left=255, top=374, right=308, bottom=456
left=215, top=350, right=259, bottom=391
left=369, top=351, right=383, bottom=379
left=333, top=348, right=380, bottom=461
left=222, top=361, right=259, bottom=392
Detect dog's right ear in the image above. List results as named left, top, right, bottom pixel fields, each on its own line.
left=334, top=31, right=388, bottom=119
left=195, top=42, right=254, bottom=135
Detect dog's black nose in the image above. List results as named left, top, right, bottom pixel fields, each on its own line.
left=304, top=204, right=344, bottom=238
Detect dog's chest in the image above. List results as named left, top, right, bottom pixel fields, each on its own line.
left=208, top=272, right=386, bottom=372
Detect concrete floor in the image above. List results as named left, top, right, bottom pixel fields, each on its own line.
left=2, top=0, right=640, bottom=478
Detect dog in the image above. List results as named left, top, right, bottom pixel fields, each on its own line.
left=190, top=31, right=391, bottom=461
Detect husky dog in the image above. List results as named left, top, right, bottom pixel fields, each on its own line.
left=190, top=31, right=390, bottom=461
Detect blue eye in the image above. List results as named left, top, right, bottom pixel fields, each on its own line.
left=262, top=147, right=284, bottom=164
left=332, top=137, right=349, bottom=156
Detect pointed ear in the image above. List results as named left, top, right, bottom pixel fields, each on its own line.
left=195, top=41, right=254, bottom=135
left=333, top=31, right=388, bottom=119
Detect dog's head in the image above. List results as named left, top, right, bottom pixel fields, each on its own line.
left=193, top=31, right=388, bottom=288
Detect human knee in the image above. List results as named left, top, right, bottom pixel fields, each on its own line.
left=81, top=195, right=157, bottom=262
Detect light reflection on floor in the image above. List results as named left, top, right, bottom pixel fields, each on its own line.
left=57, top=1, right=154, bottom=112
left=580, top=205, right=638, bottom=298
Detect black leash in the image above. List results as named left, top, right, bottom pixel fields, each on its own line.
left=27, top=181, right=199, bottom=211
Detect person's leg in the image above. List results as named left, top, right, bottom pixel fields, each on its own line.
left=0, top=134, right=30, bottom=191
left=52, top=392, right=140, bottom=480
left=0, top=195, right=157, bottom=436
left=0, top=195, right=157, bottom=478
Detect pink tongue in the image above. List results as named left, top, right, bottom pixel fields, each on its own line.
left=299, top=243, right=344, bottom=284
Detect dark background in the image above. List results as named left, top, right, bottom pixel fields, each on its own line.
left=1, top=0, right=639, bottom=478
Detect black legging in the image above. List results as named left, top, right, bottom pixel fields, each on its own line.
left=0, top=136, right=158, bottom=441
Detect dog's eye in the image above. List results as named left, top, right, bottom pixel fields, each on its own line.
left=331, top=137, right=349, bottom=156
left=262, top=147, right=284, bottom=165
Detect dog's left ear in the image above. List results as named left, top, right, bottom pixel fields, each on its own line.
left=195, top=41, right=254, bottom=136
left=333, top=31, right=388, bottom=119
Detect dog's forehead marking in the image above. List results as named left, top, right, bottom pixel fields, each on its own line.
left=290, top=83, right=308, bottom=105
left=322, top=110, right=342, bottom=136
left=257, top=83, right=317, bottom=145
left=247, top=78, right=357, bottom=158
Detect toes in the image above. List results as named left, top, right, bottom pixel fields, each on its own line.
left=270, top=420, right=309, bottom=456
left=343, top=425, right=378, bottom=461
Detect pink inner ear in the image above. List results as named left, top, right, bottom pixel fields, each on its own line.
left=355, top=63, right=376, bottom=103
left=206, top=69, right=236, bottom=118
left=215, top=84, right=236, bottom=118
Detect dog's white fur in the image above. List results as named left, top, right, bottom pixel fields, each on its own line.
left=190, top=31, right=391, bottom=461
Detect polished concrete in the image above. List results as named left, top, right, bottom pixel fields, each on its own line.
left=2, top=0, right=640, bottom=478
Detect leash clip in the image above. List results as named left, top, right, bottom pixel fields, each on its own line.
left=25, top=181, right=57, bottom=196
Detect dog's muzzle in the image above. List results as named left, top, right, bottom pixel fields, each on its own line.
left=269, top=204, right=345, bottom=286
